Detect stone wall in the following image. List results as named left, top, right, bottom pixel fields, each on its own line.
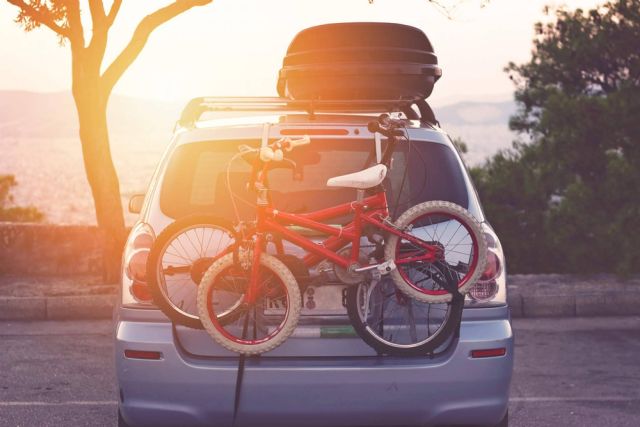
left=0, top=222, right=104, bottom=275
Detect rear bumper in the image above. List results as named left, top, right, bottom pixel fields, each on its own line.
left=115, top=310, right=513, bottom=426
left=115, top=309, right=512, bottom=427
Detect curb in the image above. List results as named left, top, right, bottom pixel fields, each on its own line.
left=2, top=291, right=640, bottom=321
left=507, top=291, right=640, bottom=318
left=0, top=295, right=114, bottom=321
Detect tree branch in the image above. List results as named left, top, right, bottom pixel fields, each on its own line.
left=65, top=0, right=85, bottom=48
left=87, top=0, right=108, bottom=55
left=106, top=0, right=122, bottom=28
left=6, top=0, right=70, bottom=38
left=101, top=0, right=212, bottom=95
left=88, top=0, right=106, bottom=25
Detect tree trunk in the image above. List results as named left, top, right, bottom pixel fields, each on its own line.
left=72, top=70, right=126, bottom=283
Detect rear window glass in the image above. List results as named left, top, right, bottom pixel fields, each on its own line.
left=159, top=138, right=468, bottom=221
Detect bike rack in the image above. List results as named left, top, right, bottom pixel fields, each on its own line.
left=177, top=96, right=438, bottom=128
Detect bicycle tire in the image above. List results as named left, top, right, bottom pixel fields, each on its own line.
left=346, top=274, right=463, bottom=356
left=146, top=215, right=238, bottom=329
left=385, top=200, right=487, bottom=303
left=197, top=253, right=301, bottom=355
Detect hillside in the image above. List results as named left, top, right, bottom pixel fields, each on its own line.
left=0, top=90, right=178, bottom=138
left=435, top=100, right=517, bottom=164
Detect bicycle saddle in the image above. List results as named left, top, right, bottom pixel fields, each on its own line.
left=326, top=164, right=388, bottom=189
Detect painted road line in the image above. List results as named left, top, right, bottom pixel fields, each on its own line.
left=3, top=396, right=640, bottom=407
left=510, top=397, right=640, bottom=402
left=0, top=401, right=118, bottom=406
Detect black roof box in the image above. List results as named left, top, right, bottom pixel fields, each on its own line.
left=277, top=22, right=442, bottom=101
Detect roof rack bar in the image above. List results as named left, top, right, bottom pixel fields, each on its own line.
left=177, top=96, right=434, bottom=128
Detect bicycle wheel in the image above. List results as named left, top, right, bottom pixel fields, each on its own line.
left=146, top=215, right=237, bottom=329
left=385, top=201, right=487, bottom=303
left=346, top=270, right=463, bottom=356
left=197, top=253, right=301, bottom=355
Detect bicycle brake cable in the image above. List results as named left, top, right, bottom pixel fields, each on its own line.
left=391, top=124, right=412, bottom=219
left=225, top=149, right=258, bottom=239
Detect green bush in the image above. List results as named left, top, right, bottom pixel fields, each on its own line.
left=0, top=175, right=44, bottom=222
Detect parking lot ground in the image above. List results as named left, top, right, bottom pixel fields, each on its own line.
left=1, top=316, right=639, bottom=427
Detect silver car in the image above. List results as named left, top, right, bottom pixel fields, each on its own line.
left=115, top=98, right=513, bottom=427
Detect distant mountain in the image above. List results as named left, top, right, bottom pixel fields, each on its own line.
left=0, top=90, right=179, bottom=138
left=434, top=100, right=517, bottom=165
left=436, top=100, right=516, bottom=127
left=0, top=90, right=517, bottom=164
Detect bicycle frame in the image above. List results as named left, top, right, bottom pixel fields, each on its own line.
left=239, top=125, right=443, bottom=305
left=244, top=181, right=441, bottom=304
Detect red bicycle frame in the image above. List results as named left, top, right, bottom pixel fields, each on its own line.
left=242, top=162, right=441, bottom=305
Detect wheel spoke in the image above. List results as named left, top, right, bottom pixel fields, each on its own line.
left=353, top=277, right=454, bottom=350
left=150, top=222, right=236, bottom=321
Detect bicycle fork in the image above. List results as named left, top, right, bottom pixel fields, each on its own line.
left=244, top=233, right=265, bottom=305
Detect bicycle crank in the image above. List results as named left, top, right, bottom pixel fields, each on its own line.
left=354, top=259, right=396, bottom=275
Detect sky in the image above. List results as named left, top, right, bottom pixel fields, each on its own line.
left=0, top=0, right=603, bottom=107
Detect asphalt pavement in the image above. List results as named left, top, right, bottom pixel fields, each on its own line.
left=1, top=317, right=639, bottom=427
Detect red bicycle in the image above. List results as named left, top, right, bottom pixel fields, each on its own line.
left=192, top=116, right=487, bottom=355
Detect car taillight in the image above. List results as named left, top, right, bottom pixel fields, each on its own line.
left=130, top=281, right=153, bottom=301
left=469, top=250, right=501, bottom=301
left=481, top=251, right=501, bottom=281
left=122, top=223, right=156, bottom=307
left=469, top=279, right=498, bottom=301
left=125, top=249, right=148, bottom=282
left=467, top=225, right=506, bottom=306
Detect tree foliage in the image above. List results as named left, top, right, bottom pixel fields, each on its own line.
left=368, top=0, right=491, bottom=19
left=0, top=175, right=44, bottom=223
left=451, top=136, right=468, bottom=155
left=472, top=0, right=640, bottom=275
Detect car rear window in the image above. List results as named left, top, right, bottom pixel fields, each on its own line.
left=159, top=138, right=468, bottom=221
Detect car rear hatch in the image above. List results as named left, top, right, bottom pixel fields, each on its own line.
left=159, top=122, right=474, bottom=358
left=176, top=308, right=383, bottom=357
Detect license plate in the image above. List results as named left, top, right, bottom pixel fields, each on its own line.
left=264, top=284, right=348, bottom=316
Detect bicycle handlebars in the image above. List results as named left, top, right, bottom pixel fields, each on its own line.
left=260, top=146, right=284, bottom=162
left=249, top=135, right=310, bottom=163
left=283, top=135, right=311, bottom=151
left=367, top=114, right=406, bottom=138
left=367, top=114, right=407, bottom=169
